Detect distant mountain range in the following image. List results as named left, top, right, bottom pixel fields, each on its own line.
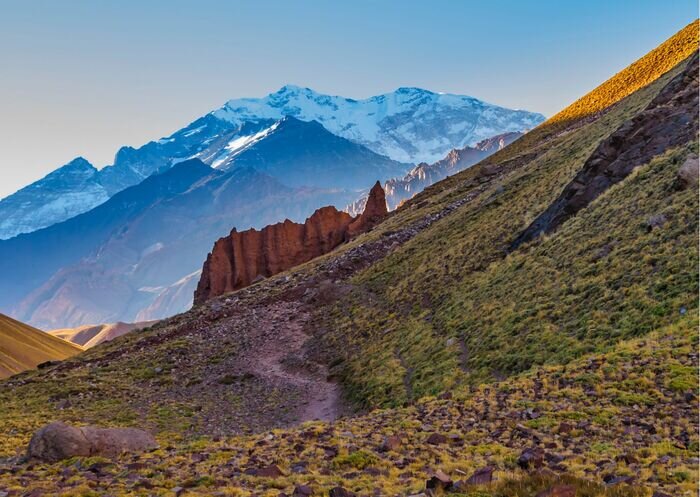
left=0, top=119, right=411, bottom=328
left=0, top=86, right=543, bottom=240
left=0, top=86, right=543, bottom=327
left=347, top=131, right=523, bottom=215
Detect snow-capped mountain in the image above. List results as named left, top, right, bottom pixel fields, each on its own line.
left=0, top=158, right=109, bottom=240
left=0, top=85, right=543, bottom=239
left=213, top=85, right=544, bottom=163
left=207, top=117, right=409, bottom=188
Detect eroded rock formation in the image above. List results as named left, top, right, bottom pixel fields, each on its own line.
left=194, top=181, right=387, bottom=304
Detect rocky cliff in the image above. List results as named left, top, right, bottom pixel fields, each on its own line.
left=194, top=182, right=387, bottom=304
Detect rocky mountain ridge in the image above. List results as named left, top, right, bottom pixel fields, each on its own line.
left=348, top=131, right=523, bottom=214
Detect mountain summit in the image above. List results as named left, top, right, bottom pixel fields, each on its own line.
left=214, top=85, right=544, bottom=163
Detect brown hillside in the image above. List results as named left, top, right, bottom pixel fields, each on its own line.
left=0, top=313, right=81, bottom=379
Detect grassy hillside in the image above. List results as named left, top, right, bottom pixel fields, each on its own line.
left=548, top=20, right=698, bottom=126
left=321, top=54, right=697, bottom=408
left=476, top=21, right=698, bottom=168
left=0, top=313, right=82, bottom=379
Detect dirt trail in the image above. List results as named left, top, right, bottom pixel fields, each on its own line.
left=247, top=302, right=342, bottom=423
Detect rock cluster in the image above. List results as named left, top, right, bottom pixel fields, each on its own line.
left=194, top=181, right=387, bottom=304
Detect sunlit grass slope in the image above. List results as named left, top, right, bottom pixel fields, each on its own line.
left=0, top=313, right=82, bottom=379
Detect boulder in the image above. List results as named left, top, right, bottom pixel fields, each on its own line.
left=292, top=485, right=314, bottom=497
left=517, top=447, right=545, bottom=470
left=464, top=466, right=494, bottom=485
left=426, top=433, right=448, bottom=445
left=329, top=487, right=356, bottom=497
left=426, top=470, right=453, bottom=491
left=27, top=422, right=157, bottom=462
left=676, top=154, right=699, bottom=190
left=245, top=464, right=285, bottom=478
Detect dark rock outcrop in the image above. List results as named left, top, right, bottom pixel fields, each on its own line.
left=512, top=52, right=699, bottom=249
left=675, top=154, right=699, bottom=190
left=27, top=422, right=157, bottom=462
left=194, top=182, right=387, bottom=304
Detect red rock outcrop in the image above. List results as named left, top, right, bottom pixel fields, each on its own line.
left=347, top=181, right=387, bottom=238
left=194, top=182, right=387, bottom=304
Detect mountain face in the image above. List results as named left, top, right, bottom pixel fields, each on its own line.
left=0, top=87, right=542, bottom=239
left=0, top=160, right=215, bottom=315
left=9, top=167, right=360, bottom=329
left=0, top=119, right=406, bottom=328
left=212, top=117, right=409, bottom=189
left=0, top=158, right=109, bottom=240
left=214, top=85, right=544, bottom=163
left=0, top=20, right=698, bottom=497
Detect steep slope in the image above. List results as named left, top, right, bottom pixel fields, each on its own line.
left=0, top=158, right=109, bottom=240
left=0, top=314, right=81, bottom=379
left=0, top=21, right=697, bottom=497
left=1, top=88, right=541, bottom=239
left=512, top=51, right=698, bottom=248
left=323, top=51, right=698, bottom=408
left=48, top=320, right=157, bottom=348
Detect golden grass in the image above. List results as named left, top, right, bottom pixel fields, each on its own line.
left=548, top=20, right=698, bottom=126
left=0, top=313, right=82, bottom=379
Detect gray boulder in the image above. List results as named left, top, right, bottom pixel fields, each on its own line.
left=27, top=421, right=157, bottom=462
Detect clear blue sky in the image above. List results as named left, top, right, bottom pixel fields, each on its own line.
left=0, top=0, right=696, bottom=198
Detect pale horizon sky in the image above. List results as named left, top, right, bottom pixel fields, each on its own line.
left=0, top=0, right=697, bottom=198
